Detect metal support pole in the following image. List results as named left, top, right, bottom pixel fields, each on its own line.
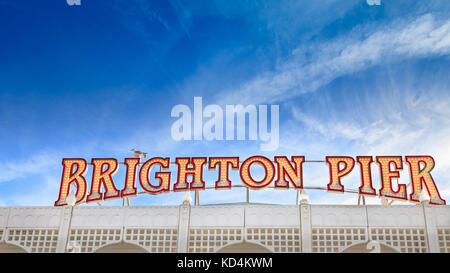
left=194, top=190, right=199, bottom=206
left=358, top=195, right=366, bottom=206
left=422, top=204, right=440, bottom=252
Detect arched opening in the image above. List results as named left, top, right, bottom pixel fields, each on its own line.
left=216, top=242, right=272, bottom=253
left=0, top=242, right=28, bottom=253
left=94, top=242, right=148, bottom=253
left=341, top=241, right=399, bottom=253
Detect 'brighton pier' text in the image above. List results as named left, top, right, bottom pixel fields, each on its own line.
left=54, top=155, right=446, bottom=206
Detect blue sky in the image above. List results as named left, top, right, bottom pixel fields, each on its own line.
left=0, top=0, right=449, bottom=206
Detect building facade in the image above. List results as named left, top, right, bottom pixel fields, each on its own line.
left=0, top=203, right=449, bottom=253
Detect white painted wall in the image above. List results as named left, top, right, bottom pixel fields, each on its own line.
left=0, top=204, right=448, bottom=253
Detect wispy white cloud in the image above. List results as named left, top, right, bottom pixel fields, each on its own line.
left=217, top=14, right=450, bottom=105
left=285, top=88, right=450, bottom=202
left=290, top=93, right=450, bottom=165
left=291, top=108, right=365, bottom=141
left=4, top=174, right=62, bottom=206
left=2, top=8, right=450, bottom=207
left=0, top=151, right=60, bottom=183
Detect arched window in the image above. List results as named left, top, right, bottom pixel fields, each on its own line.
left=94, top=242, right=148, bottom=253
left=341, top=241, right=399, bottom=253
left=0, top=242, right=28, bottom=253
left=216, top=242, right=272, bottom=253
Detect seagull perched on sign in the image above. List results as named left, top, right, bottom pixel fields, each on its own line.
left=131, top=148, right=147, bottom=158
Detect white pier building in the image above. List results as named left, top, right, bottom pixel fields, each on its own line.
left=0, top=202, right=449, bottom=253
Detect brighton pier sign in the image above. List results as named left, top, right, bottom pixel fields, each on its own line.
left=54, top=155, right=446, bottom=206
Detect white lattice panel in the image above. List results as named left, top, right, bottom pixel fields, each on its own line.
left=7, top=207, right=62, bottom=228
left=245, top=206, right=300, bottom=227
left=438, top=228, right=450, bottom=253
left=431, top=206, right=450, bottom=227
left=312, top=228, right=367, bottom=253
left=370, top=228, right=426, bottom=253
left=70, top=208, right=124, bottom=228
left=188, top=228, right=243, bottom=253
left=69, top=228, right=122, bottom=253
left=367, top=206, right=424, bottom=227
left=124, top=207, right=179, bottom=227
left=6, top=228, right=59, bottom=253
left=246, top=227, right=300, bottom=253
left=190, top=207, right=244, bottom=227
left=0, top=208, right=9, bottom=228
left=124, top=228, right=178, bottom=253
left=311, top=206, right=367, bottom=227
